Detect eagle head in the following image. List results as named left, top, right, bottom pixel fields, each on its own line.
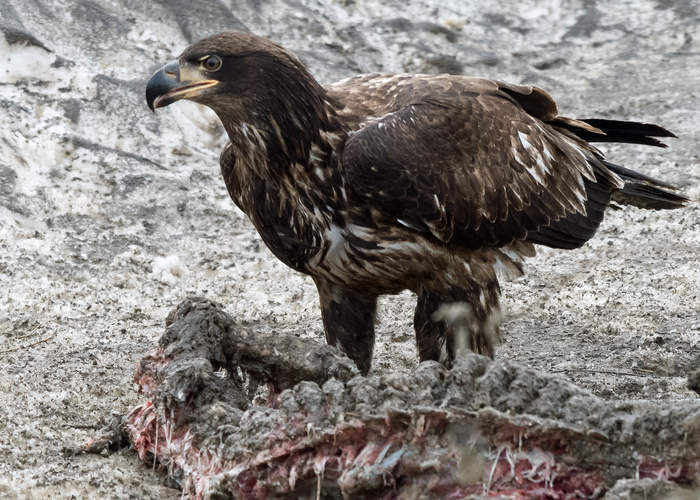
left=146, top=31, right=326, bottom=122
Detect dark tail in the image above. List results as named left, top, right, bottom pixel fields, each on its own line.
left=557, top=118, right=678, bottom=148
left=552, top=117, right=689, bottom=210
left=603, top=160, right=689, bottom=210
left=526, top=118, right=689, bottom=250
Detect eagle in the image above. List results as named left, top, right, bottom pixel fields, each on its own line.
left=146, top=31, right=688, bottom=375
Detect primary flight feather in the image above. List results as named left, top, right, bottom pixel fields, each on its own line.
left=146, top=31, right=687, bottom=374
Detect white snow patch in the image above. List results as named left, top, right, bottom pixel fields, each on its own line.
left=0, top=37, right=55, bottom=83
left=151, top=255, right=187, bottom=284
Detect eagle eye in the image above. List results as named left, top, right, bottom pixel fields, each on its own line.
left=201, top=55, right=222, bottom=72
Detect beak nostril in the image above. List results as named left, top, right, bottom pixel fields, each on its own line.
left=163, top=60, right=181, bottom=81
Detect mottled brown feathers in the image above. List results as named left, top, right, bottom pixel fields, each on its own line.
left=160, top=31, right=688, bottom=374
left=340, top=75, right=600, bottom=249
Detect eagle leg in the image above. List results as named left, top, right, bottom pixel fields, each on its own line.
left=415, top=283, right=501, bottom=368
left=314, top=277, right=377, bottom=376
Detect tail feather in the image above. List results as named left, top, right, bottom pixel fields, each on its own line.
left=552, top=117, right=688, bottom=209
left=552, top=117, right=677, bottom=148
left=603, top=160, right=689, bottom=210
left=526, top=117, right=688, bottom=250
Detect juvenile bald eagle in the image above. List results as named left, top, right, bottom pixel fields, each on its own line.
left=146, top=32, right=687, bottom=375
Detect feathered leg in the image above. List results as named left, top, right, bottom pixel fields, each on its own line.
left=414, top=282, right=501, bottom=368
left=314, top=277, right=377, bottom=375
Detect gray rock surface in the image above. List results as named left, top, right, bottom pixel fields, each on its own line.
left=0, top=0, right=699, bottom=498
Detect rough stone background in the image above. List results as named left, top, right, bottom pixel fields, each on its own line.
left=0, top=0, right=698, bottom=498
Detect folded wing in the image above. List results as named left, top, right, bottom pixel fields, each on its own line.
left=342, top=79, right=624, bottom=250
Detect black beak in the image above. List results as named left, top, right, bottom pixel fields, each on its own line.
left=146, top=59, right=219, bottom=112
left=146, top=60, right=181, bottom=112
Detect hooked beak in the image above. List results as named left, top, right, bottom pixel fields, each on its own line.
left=146, top=59, right=218, bottom=112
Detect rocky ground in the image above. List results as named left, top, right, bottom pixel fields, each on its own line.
left=0, top=0, right=698, bottom=498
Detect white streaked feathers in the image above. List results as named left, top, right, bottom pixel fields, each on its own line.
left=518, top=131, right=532, bottom=150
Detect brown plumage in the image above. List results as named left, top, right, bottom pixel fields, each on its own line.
left=146, top=31, right=688, bottom=375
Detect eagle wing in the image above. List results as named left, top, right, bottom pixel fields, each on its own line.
left=342, top=78, right=622, bottom=249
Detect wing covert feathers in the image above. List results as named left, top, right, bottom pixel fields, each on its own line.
left=337, top=75, right=686, bottom=252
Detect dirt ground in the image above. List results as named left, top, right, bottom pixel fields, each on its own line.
left=0, top=0, right=699, bottom=498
